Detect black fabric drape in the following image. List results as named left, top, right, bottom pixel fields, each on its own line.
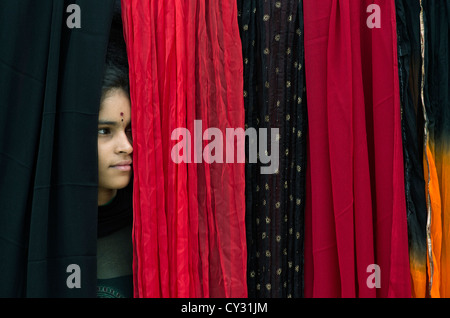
left=423, top=0, right=450, bottom=146
left=238, top=0, right=307, bottom=298
left=395, top=0, right=428, bottom=297
left=97, top=183, right=133, bottom=239
left=0, top=0, right=115, bottom=297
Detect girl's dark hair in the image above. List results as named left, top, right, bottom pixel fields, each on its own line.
left=101, top=3, right=129, bottom=105
left=101, top=61, right=129, bottom=104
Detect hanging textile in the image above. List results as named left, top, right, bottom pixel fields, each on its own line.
left=395, top=0, right=428, bottom=298
left=121, top=0, right=247, bottom=298
left=303, top=0, right=411, bottom=297
left=0, top=0, right=115, bottom=297
left=237, top=0, right=307, bottom=298
left=421, top=0, right=450, bottom=298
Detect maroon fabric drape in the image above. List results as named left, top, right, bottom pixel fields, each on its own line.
left=121, top=0, right=247, bottom=298
left=303, top=0, right=411, bottom=297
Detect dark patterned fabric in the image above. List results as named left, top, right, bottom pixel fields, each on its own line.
left=238, top=0, right=307, bottom=298
left=97, top=275, right=133, bottom=298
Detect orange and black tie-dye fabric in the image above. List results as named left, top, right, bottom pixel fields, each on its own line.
left=396, top=0, right=428, bottom=298
left=422, top=0, right=450, bottom=298
left=399, top=0, right=450, bottom=298
left=397, top=0, right=450, bottom=298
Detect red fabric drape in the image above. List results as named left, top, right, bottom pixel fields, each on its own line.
left=303, top=0, right=411, bottom=297
left=121, top=0, right=247, bottom=298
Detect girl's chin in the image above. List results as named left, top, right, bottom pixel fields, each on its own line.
left=103, top=177, right=131, bottom=190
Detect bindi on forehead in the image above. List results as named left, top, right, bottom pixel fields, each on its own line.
left=120, top=112, right=124, bottom=122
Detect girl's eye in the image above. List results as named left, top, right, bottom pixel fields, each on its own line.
left=98, top=128, right=110, bottom=135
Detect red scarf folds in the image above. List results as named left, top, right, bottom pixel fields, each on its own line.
left=121, top=0, right=247, bottom=298
left=303, top=0, right=411, bottom=298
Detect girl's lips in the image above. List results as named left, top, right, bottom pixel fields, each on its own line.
left=110, top=160, right=132, bottom=171
left=111, top=165, right=131, bottom=171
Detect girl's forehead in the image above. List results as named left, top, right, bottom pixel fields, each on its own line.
left=99, top=91, right=131, bottom=118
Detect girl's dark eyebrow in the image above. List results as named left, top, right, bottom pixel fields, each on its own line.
left=98, top=120, right=118, bottom=126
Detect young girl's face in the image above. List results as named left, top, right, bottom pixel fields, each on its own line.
left=98, top=89, right=133, bottom=202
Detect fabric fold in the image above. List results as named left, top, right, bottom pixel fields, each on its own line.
left=303, top=0, right=411, bottom=298
left=121, top=0, right=247, bottom=298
